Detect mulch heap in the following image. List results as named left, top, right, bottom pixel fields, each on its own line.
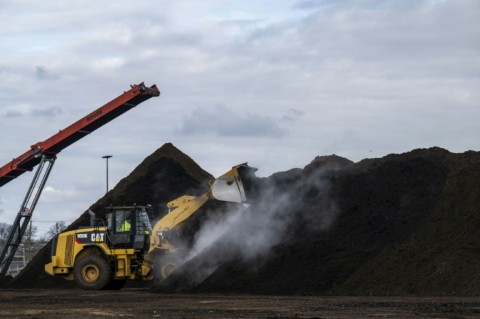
left=4, top=145, right=480, bottom=296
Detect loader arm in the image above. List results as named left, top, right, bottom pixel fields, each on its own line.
left=149, top=193, right=210, bottom=252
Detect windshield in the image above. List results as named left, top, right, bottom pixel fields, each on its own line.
left=136, top=209, right=152, bottom=234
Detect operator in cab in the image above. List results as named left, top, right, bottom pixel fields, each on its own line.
left=117, top=211, right=131, bottom=232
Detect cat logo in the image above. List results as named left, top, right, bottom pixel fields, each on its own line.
left=91, top=233, right=105, bottom=242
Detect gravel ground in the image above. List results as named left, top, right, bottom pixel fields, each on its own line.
left=0, top=289, right=479, bottom=318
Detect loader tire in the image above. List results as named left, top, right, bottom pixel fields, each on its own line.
left=73, top=254, right=112, bottom=290
left=153, top=254, right=182, bottom=281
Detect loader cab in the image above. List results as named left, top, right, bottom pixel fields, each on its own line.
left=106, top=206, right=152, bottom=250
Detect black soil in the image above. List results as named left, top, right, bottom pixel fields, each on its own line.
left=4, top=145, right=480, bottom=296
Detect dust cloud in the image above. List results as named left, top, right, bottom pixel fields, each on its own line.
left=176, top=163, right=341, bottom=286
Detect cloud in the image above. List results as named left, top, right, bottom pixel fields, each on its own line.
left=4, top=110, right=24, bottom=118
left=2, top=107, right=61, bottom=118
left=39, top=186, right=80, bottom=203
left=91, top=57, right=126, bottom=73
left=35, top=66, right=58, bottom=80
left=32, top=107, right=62, bottom=117
left=282, top=108, right=304, bottom=122
left=177, top=105, right=286, bottom=138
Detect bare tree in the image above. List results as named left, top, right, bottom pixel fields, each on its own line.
left=45, top=221, right=67, bottom=239
left=0, top=222, right=13, bottom=247
left=22, top=222, right=37, bottom=241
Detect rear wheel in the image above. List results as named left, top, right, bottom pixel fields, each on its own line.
left=73, top=254, right=112, bottom=290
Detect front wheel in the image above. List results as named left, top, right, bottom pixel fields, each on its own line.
left=73, top=254, right=112, bottom=290
left=153, top=254, right=182, bottom=282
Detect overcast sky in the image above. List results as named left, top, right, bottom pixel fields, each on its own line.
left=1, top=0, right=479, bottom=237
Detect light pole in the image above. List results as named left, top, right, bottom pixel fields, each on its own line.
left=102, top=155, right=112, bottom=194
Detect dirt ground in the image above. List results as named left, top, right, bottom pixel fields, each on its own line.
left=0, top=289, right=479, bottom=319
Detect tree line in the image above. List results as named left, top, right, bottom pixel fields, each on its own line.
left=0, top=221, right=67, bottom=247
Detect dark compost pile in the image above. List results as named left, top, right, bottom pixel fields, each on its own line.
left=4, top=144, right=480, bottom=296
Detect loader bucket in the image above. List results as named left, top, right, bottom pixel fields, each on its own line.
left=211, top=163, right=257, bottom=203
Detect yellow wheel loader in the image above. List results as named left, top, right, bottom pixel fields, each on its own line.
left=45, top=163, right=257, bottom=290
